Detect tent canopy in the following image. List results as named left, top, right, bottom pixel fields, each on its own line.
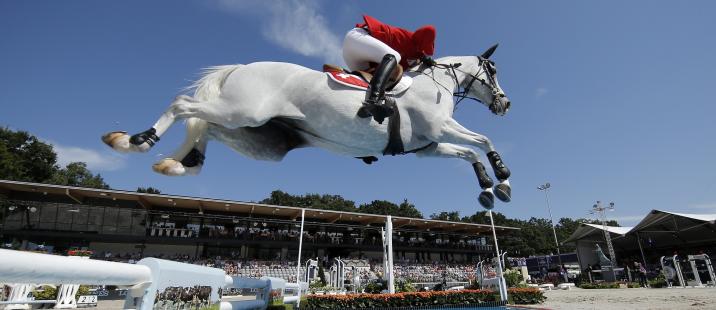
left=564, top=209, right=716, bottom=250
left=562, top=224, right=632, bottom=245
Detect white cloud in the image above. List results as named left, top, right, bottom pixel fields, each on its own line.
left=535, top=87, right=548, bottom=98
left=50, top=142, right=127, bottom=172
left=217, top=0, right=343, bottom=64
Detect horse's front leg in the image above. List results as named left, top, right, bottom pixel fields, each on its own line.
left=101, top=95, right=200, bottom=153
left=436, top=118, right=512, bottom=203
left=416, top=143, right=498, bottom=209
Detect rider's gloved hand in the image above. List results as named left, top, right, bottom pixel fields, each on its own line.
left=421, top=56, right=437, bottom=67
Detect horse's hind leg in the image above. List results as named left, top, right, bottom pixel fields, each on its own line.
left=416, top=143, right=497, bottom=209
left=152, top=118, right=209, bottom=176
left=101, top=95, right=201, bottom=153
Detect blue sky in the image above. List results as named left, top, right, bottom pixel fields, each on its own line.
left=2, top=0, right=715, bottom=226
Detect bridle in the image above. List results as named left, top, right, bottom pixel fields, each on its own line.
left=422, top=56, right=506, bottom=114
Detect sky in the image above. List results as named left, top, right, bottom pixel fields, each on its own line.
left=1, top=0, right=715, bottom=226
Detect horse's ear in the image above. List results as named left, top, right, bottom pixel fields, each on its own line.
left=481, top=44, right=499, bottom=59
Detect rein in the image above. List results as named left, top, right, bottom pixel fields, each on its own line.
left=419, top=57, right=498, bottom=107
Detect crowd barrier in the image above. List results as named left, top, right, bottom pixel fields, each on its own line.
left=0, top=249, right=301, bottom=310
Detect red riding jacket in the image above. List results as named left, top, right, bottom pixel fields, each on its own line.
left=357, top=15, right=436, bottom=69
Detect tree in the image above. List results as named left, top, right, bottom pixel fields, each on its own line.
left=260, top=190, right=356, bottom=212
left=49, top=162, right=110, bottom=189
left=0, top=127, right=58, bottom=183
left=260, top=191, right=423, bottom=218
left=397, top=199, right=423, bottom=219
left=137, top=187, right=162, bottom=194
left=430, top=211, right=461, bottom=222
left=358, top=200, right=399, bottom=216
left=358, top=199, right=423, bottom=218
left=1, top=127, right=111, bottom=189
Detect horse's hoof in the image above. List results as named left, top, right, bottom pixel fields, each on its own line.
left=101, top=131, right=134, bottom=153
left=152, top=158, right=187, bottom=176
left=478, top=191, right=495, bottom=209
left=494, top=183, right=511, bottom=203
left=102, top=131, right=152, bottom=153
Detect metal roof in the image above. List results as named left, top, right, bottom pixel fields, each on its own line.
left=630, top=209, right=716, bottom=232
left=0, top=179, right=518, bottom=234
left=563, top=209, right=716, bottom=247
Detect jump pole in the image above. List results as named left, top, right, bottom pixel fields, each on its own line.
left=295, top=208, right=306, bottom=308
left=488, top=210, right=508, bottom=302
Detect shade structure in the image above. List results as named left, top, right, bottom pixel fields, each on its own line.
left=563, top=210, right=716, bottom=271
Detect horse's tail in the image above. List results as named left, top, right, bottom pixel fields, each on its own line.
left=184, top=65, right=242, bottom=141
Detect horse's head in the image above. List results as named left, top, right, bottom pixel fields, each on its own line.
left=462, top=44, right=511, bottom=116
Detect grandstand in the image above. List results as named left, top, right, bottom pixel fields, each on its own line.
left=0, top=179, right=518, bottom=285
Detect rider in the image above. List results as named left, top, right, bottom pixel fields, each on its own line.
left=343, top=15, right=436, bottom=122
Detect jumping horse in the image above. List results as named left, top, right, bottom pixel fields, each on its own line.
left=102, top=45, right=513, bottom=209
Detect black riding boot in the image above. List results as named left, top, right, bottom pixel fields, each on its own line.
left=357, top=54, right=398, bottom=124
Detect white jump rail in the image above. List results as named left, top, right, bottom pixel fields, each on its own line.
left=0, top=249, right=152, bottom=285
left=0, top=249, right=300, bottom=310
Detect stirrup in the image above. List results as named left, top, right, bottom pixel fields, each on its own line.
left=357, top=100, right=394, bottom=124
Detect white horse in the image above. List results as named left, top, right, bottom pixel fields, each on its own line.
left=102, top=45, right=512, bottom=208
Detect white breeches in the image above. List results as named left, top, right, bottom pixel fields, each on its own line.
left=342, top=28, right=402, bottom=72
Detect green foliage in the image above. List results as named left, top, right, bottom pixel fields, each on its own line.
left=33, top=285, right=58, bottom=300
left=137, top=187, right=162, bottom=194
left=49, top=162, right=110, bottom=189
left=459, top=210, right=620, bottom=256
left=508, top=288, right=547, bottom=304
left=503, top=269, right=524, bottom=287
left=363, top=280, right=385, bottom=294
left=0, top=127, right=110, bottom=189
left=579, top=282, right=620, bottom=289
left=31, top=285, right=90, bottom=300
left=75, top=285, right=90, bottom=298
left=395, top=280, right=416, bottom=293
left=358, top=199, right=422, bottom=218
left=430, top=211, right=461, bottom=221
left=261, top=190, right=357, bottom=212
left=626, top=282, right=641, bottom=288
left=0, top=127, right=58, bottom=183
left=648, top=273, right=668, bottom=288
left=260, top=190, right=423, bottom=218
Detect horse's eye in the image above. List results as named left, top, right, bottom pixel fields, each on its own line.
left=488, top=65, right=496, bottom=75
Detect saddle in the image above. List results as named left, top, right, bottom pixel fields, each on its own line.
left=322, top=64, right=425, bottom=165
left=323, top=64, right=412, bottom=94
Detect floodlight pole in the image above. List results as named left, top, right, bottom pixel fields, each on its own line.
left=537, top=183, right=567, bottom=282
left=591, top=201, right=617, bottom=278
left=295, top=208, right=305, bottom=308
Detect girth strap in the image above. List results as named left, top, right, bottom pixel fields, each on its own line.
left=382, top=98, right=404, bottom=156
left=358, top=99, right=436, bottom=164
